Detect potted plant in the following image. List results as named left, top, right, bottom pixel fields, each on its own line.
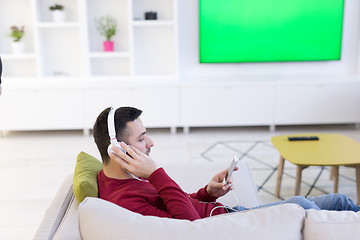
left=49, top=3, right=66, bottom=23
left=95, top=15, right=117, bottom=52
left=9, top=25, right=25, bottom=54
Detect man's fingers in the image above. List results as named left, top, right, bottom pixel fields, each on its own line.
left=119, top=142, right=139, bottom=159
left=222, top=183, right=233, bottom=191
left=109, top=149, right=131, bottom=171
left=220, top=168, right=228, bottom=175
left=129, top=145, right=145, bottom=156
left=111, top=145, right=135, bottom=168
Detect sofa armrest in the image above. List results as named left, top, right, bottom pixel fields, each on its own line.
left=33, top=174, right=76, bottom=240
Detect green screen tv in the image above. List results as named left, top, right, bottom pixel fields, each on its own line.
left=199, top=0, right=345, bottom=63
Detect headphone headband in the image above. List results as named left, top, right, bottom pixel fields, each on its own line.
left=107, top=107, right=118, bottom=145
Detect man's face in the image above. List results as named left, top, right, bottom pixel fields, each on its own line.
left=124, top=118, right=154, bottom=155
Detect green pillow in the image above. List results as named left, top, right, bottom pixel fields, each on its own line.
left=73, top=152, right=103, bottom=203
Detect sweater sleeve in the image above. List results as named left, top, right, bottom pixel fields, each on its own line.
left=189, top=185, right=218, bottom=203
left=148, top=168, right=201, bottom=221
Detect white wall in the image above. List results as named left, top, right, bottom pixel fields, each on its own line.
left=178, top=0, right=360, bottom=79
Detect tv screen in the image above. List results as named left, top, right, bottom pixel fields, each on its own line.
left=199, top=0, right=345, bottom=63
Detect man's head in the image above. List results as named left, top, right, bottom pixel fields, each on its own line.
left=93, top=106, right=154, bottom=165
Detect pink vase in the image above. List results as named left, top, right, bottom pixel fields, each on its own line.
left=103, top=41, right=114, bottom=52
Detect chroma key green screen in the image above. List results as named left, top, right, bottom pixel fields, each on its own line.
left=199, top=0, right=345, bottom=63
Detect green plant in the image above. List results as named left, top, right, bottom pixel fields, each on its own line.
left=9, top=26, right=25, bottom=42
left=49, top=4, right=64, bottom=11
left=95, top=15, right=117, bottom=41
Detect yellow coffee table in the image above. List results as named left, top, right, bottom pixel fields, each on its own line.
left=272, top=134, right=360, bottom=203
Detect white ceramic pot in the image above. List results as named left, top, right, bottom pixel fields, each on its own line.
left=52, top=10, right=66, bottom=23
left=11, top=41, right=24, bottom=54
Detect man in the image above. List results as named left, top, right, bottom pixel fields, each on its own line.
left=93, top=106, right=360, bottom=221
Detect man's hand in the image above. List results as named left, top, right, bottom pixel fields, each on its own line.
left=110, top=142, right=159, bottom=179
left=206, top=167, right=238, bottom=198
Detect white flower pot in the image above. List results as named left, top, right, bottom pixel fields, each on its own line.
left=52, top=10, right=66, bottom=23
left=11, top=42, right=24, bottom=54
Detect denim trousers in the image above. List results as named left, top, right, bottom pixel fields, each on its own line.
left=231, top=193, right=360, bottom=212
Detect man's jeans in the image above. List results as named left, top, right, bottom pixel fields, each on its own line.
left=231, top=193, right=360, bottom=212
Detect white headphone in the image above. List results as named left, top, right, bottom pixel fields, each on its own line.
left=106, top=107, right=146, bottom=181
left=107, top=107, right=126, bottom=157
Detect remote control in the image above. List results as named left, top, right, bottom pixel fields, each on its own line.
left=288, top=136, right=319, bottom=141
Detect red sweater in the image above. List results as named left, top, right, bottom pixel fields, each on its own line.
left=97, top=168, right=226, bottom=221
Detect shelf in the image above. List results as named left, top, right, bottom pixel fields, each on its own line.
left=37, top=22, right=79, bottom=28
left=89, top=51, right=130, bottom=58
left=132, top=20, right=175, bottom=27
left=1, top=53, right=37, bottom=60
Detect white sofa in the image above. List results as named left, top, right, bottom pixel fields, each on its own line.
left=34, top=160, right=360, bottom=240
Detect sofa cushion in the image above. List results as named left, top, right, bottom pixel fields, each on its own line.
left=78, top=197, right=305, bottom=240
left=73, top=152, right=103, bottom=203
left=304, top=209, right=360, bottom=240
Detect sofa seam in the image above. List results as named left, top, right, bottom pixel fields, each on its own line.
left=50, top=185, right=75, bottom=240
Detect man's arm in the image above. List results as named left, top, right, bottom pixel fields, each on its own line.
left=108, top=168, right=201, bottom=220
left=189, top=167, right=237, bottom=202
left=148, top=168, right=201, bottom=220
left=110, top=143, right=202, bottom=220
left=189, top=186, right=218, bottom=202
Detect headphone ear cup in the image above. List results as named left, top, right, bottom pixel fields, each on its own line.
left=107, top=143, right=126, bottom=158
left=107, top=144, right=114, bottom=158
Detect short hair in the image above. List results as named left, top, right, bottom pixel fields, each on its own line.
left=93, top=106, right=142, bottom=165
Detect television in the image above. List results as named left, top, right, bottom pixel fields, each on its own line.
left=199, top=0, right=345, bottom=63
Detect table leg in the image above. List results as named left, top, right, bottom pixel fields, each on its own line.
left=275, top=156, right=285, bottom=198
left=329, top=166, right=334, bottom=180
left=295, top=165, right=305, bottom=196
left=332, top=166, right=339, bottom=193
left=356, top=166, right=360, bottom=205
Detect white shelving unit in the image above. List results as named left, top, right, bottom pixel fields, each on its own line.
left=0, top=0, right=37, bottom=77
left=37, top=22, right=80, bottom=28
left=85, top=0, right=131, bottom=77
left=1, top=53, right=37, bottom=59
left=131, top=0, right=178, bottom=77
left=88, top=52, right=131, bottom=58
left=0, top=0, right=179, bottom=132
left=132, top=20, right=175, bottom=26
left=0, top=0, right=359, bottom=133
left=33, top=0, right=83, bottom=78
left=0, top=0, right=178, bottom=79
